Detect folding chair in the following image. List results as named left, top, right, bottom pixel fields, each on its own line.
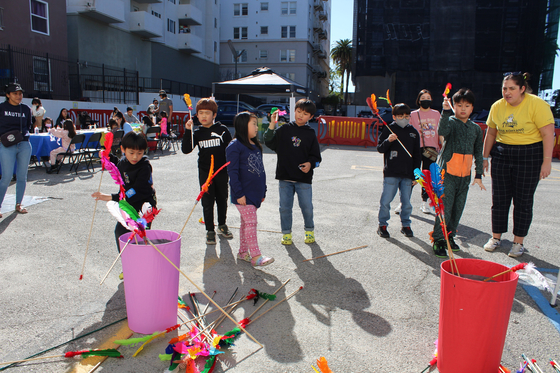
left=146, top=126, right=163, bottom=154
left=56, top=134, right=86, bottom=174
left=111, top=130, right=124, bottom=156
left=80, top=132, right=103, bottom=172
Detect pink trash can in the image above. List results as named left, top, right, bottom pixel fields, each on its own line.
left=438, top=258, right=519, bottom=373
left=119, top=230, right=181, bottom=334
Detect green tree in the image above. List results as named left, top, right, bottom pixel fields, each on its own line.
left=330, top=39, right=352, bottom=104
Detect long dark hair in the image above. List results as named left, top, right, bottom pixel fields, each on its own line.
left=56, top=108, right=68, bottom=126
left=233, top=111, right=261, bottom=151
left=63, top=119, right=76, bottom=138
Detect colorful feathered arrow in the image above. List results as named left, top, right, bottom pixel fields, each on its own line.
left=379, top=89, right=393, bottom=107
left=0, top=349, right=123, bottom=365
left=180, top=155, right=231, bottom=235
left=414, top=164, right=460, bottom=276
left=442, top=83, right=452, bottom=98
left=316, top=357, right=334, bottom=373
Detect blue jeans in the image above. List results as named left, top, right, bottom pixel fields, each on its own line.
left=378, top=177, right=413, bottom=227
left=279, top=180, right=314, bottom=234
left=0, top=141, right=32, bottom=209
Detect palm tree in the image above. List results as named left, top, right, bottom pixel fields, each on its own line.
left=330, top=39, right=352, bottom=104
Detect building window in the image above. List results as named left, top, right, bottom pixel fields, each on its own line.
left=168, top=0, right=176, bottom=3
left=0, top=8, right=4, bottom=30
left=214, top=18, right=217, bottom=28
left=234, top=3, right=248, bottom=16
left=30, top=0, right=49, bottom=35
left=285, top=73, right=296, bottom=81
left=214, top=41, right=217, bottom=52
left=33, top=56, right=50, bottom=91
left=260, top=26, right=268, bottom=35
left=261, top=2, right=269, bottom=11
left=259, top=50, right=268, bottom=59
left=234, top=27, right=247, bottom=39
left=280, top=50, right=296, bottom=62
left=151, top=10, right=161, bottom=18
left=233, top=50, right=248, bottom=63
left=281, top=2, right=296, bottom=15
left=281, top=26, right=296, bottom=38
left=167, top=19, right=175, bottom=33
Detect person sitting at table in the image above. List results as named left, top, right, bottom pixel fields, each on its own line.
left=46, top=119, right=76, bottom=173
left=113, top=111, right=125, bottom=130
left=56, top=108, right=69, bottom=128
left=43, top=117, right=53, bottom=131
left=142, top=115, right=154, bottom=136
left=124, top=106, right=140, bottom=124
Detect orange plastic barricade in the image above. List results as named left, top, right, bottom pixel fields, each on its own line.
left=317, top=116, right=383, bottom=147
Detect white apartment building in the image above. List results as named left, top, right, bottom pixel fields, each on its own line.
left=219, top=0, right=331, bottom=103
left=66, top=0, right=220, bottom=92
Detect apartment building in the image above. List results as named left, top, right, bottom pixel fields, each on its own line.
left=219, top=0, right=331, bottom=103
left=66, top=0, right=220, bottom=90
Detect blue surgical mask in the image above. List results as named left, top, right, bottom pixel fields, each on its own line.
left=395, top=118, right=409, bottom=128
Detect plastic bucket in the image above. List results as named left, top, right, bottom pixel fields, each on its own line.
left=119, top=230, right=181, bottom=334
left=437, top=259, right=519, bottom=373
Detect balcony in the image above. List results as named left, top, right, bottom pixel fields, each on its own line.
left=319, top=12, right=328, bottom=21
left=129, top=11, right=163, bottom=38
left=313, top=20, right=325, bottom=33
left=77, top=0, right=125, bottom=24
left=313, top=0, right=324, bottom=11
left=318, top=30, right=328, bottom=40
left=177, top=32, right=203, bottom=53
left=177, top=3, right=203, bottom=26
left=313, top=44, right=327, bottom=59
left=133, top=0, right=162, bottom=3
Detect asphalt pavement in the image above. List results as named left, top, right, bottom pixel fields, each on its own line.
left=0, top=138, right=559, bottom=373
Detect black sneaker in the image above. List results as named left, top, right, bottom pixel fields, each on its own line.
left=448, top=237, right=460, bottom=252
left=401, top=226, right=414, bottom=237
left=206, top=231, right=216, bottom=245
left=217, top=224, right=233, bottom=239
left=377, top=225, right=390, bottom=238
left=433, top=240, right=448, bottom=258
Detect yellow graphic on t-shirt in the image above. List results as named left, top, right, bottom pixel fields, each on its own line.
left=502, top=114, right=517, bottom=128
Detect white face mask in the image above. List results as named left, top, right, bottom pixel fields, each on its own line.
left=395, top=118, right=409, bottom=128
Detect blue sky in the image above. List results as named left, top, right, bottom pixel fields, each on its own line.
left=329, top=1, right=560, bottom=92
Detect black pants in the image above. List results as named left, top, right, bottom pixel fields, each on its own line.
left=490, top=142, right=542, bottom=237
left=199, top=169, right=229, bottom=232
left=114, top=221, right=152, bottom=253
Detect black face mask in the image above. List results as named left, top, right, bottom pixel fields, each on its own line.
left=420, top=100, right=432, bottom=109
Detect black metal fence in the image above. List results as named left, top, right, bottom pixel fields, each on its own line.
left=0, top=45, right=212, bottom=104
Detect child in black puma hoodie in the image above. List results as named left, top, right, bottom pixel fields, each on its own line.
left=182, top=98, right=233, bottom=244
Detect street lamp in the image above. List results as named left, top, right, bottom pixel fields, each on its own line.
left=227, top=39, right=245, bottom=79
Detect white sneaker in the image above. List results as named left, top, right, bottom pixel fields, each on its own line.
left=508, top=243, right=525, bottom=258
left=420, top=201, right=431, bottom=214
left=394, top=203, right=402, bottom=214
left=483, top=238, right=501, bottom=252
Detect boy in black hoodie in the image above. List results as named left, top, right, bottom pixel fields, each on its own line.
left=264, top=99, right=322, bottom=245
left=182, top=98, right=233, bottom=244
left=376, top=103, right=421, bottom=238
left=91, top=132, right=157, bottom=252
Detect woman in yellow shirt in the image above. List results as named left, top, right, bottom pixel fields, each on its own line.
left=482, top=72, right=554, bottom=257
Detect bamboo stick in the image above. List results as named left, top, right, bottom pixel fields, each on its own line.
left=80, top=171, right=104, bottom=280
left=302, top=246, right=367, bottom=262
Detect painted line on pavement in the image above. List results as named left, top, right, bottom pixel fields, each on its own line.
left=68, top=320, right=132, bottom=373
left=522, top=267, right=560, bottom=335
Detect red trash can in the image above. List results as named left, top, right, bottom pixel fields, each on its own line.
left=438, top=259, right=519, bottom=373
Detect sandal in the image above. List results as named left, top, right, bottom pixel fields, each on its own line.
left=237, top=252, right=251, bottom=262
left=250, top=255, right=274, bottom=267
left=15, top=204, right=28, bottom=214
